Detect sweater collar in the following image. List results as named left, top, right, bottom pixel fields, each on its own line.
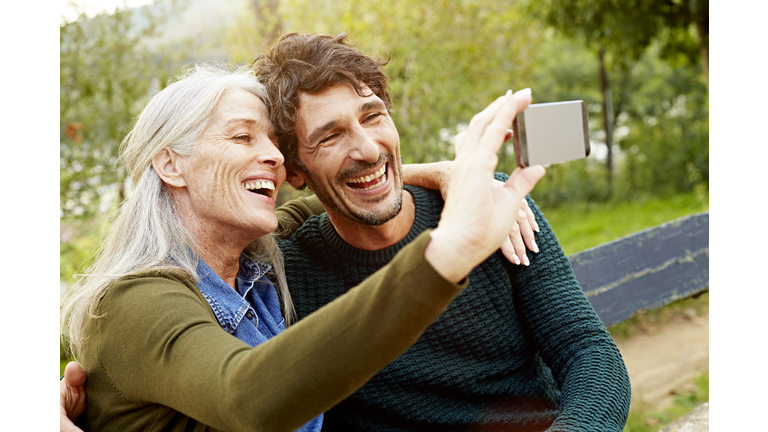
left=317, top=186, right=438, bottom=266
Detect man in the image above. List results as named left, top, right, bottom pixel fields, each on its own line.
left=253, top=33, right=631, bottom=431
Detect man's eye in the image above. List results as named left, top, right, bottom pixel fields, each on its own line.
left=319, top=134, right=338, bottom=145
left=365, top=113, right=382, bottom=122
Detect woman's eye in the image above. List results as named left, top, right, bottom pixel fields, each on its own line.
left=234, top=134, right=251, bottom=142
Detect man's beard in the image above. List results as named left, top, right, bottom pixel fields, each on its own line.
left=304, top=152, right=403, bottom=227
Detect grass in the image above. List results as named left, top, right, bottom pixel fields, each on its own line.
left=623, top=373, right=709, bottom=432
left=541, top=192, right=709, bottom=256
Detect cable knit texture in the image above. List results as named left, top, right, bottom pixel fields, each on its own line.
left=279, top=180, right=631, bottom=432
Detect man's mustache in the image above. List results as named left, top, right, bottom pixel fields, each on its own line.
left=337, top=153, right=391, bottom=181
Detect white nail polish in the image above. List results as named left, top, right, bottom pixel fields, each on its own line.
left=516, top=88, right=532, bottom=96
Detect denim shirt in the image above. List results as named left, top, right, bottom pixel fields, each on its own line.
left=196, top=254, right=323, bottom=432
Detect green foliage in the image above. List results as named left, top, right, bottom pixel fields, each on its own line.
left=616, top=45, right=708, bottom=198
left=280, top=0, right=544, bottom=167
left=520, top=31, right=708, bottom=208
left=527, top=0, right=707, bottom=67
left=60, top=1, right=184, bottom=219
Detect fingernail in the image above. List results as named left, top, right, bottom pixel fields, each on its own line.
left=522, top=254, right=530, bottom=266
left=531, top=240, right=539, bottom=253
left=533, top=221, right=540, bottom=232
left=515, top=88, right=531, bottom=96
left=512, top=253, right=520, bottom=265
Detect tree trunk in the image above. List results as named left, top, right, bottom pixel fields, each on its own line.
left=251, top=0, right=282, bottom=50
left=598, top=50, right=614, bottom=195
left=695, top=19, right=708, bottom=93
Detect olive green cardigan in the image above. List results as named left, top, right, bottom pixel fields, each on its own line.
left=78, top=197, right=466, bottom=431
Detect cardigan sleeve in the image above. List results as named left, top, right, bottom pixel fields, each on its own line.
left=274, top=195, right=325, bottom=239
left=495, top=174, right=631, bottom=432
left=87, top=230, right=466, bottom=432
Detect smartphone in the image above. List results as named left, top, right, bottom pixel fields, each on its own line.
left=512, top=100, right=590, bottom=167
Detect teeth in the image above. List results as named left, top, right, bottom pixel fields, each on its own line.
left=358, top=177, right=385, bottom=191
left=241, top=180, right=275, bottom=191
left=348, top=165, right=386, bottom=184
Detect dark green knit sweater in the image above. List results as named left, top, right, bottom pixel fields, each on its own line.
left=279, top=184, right=631, bottom=432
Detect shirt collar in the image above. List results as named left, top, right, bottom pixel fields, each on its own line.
left=196, top=254, right=272, bottom=334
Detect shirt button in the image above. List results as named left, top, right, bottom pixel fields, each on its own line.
left=246, top=312, right=253, bottom=320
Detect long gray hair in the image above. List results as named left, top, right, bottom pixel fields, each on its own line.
left=61, top=64, right=294, bottom=360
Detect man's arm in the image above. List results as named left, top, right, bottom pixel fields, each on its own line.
left=499, top=183, right=631, bottom=431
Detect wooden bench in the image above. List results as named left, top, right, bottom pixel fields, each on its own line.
left=567, top=211, right=709, bottom=430
left=569, top=212, right=709, bottom=327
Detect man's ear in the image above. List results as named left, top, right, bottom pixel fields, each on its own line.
left=286, top=168, right=307, bottom=189
left=152, top=147, right=186, bottom=188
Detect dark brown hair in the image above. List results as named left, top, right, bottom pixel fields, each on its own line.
left=252, top=33, right=391, bottom=175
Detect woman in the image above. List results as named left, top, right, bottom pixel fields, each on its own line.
left=60, top=64, right=542, bottom=431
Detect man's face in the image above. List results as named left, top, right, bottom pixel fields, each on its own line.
left=292, top=83, right=403, bottom=227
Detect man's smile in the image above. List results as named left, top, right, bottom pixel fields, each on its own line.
left=346, top=163, right=388, bottom=191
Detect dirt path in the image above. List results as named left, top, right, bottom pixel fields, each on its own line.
left=612, top=312, right=709, bottom=410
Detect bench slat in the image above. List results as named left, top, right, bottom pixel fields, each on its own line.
left=567, top=212, right=709, bottom=327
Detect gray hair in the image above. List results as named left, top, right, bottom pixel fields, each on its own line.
left=61, top=64, right=294, bottom=359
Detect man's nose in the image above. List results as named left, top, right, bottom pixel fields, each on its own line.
left=348, top=125, right=380, bottom=163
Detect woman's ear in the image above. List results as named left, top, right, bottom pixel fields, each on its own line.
left=152, top=147, right=186, bottom=188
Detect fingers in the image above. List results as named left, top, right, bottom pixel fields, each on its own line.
left=458, top=88, right=531, bottom=160
left=458, top=95, right=508, bottom=156
left=64, top=361, right=86, bottom=387
left=499, top=236, right=521, bottom=265
left=453, top=131, right=466, bottom=154
left=61, top=416, right=84, bottom=432
left=505, top=166, right=546, bottom=202
left=507, top=220, right=527, bottom=265
left=516, top=207, right=538, bottom=255
left=504, top=129, right=513, bottom=143
left=479, top=89, right=531, bottom=156
left=520, top=198, right=539, bottom=233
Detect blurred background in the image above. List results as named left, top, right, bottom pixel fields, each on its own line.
left=60, top=1, right=709, bottom=430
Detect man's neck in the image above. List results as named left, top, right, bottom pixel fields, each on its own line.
left=327, top=190, right=416, bottom=251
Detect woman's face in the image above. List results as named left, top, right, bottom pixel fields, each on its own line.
left=177, top=87, right=286, bottom=242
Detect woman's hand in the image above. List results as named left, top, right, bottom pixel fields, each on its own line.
left=402, top=161, right=540, bottom=266
left=426, top=89, right=546, bottom=282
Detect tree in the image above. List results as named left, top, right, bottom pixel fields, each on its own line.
left=526, top=0, right=708, bottom=193
left=274, top=0, right=544, bottom=173
left=60, top=1, right=183, bottom=220
left=530, top=0, right=708, bottom=89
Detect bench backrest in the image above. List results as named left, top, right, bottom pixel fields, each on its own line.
left=568, top=212, right=709, bottom=327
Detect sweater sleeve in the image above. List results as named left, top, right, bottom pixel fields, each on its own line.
left=89, top=230, right=466, bottom=432
left=496, top=174, right=631, bottom=432
left=274, top=195, right=325, bottom=239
